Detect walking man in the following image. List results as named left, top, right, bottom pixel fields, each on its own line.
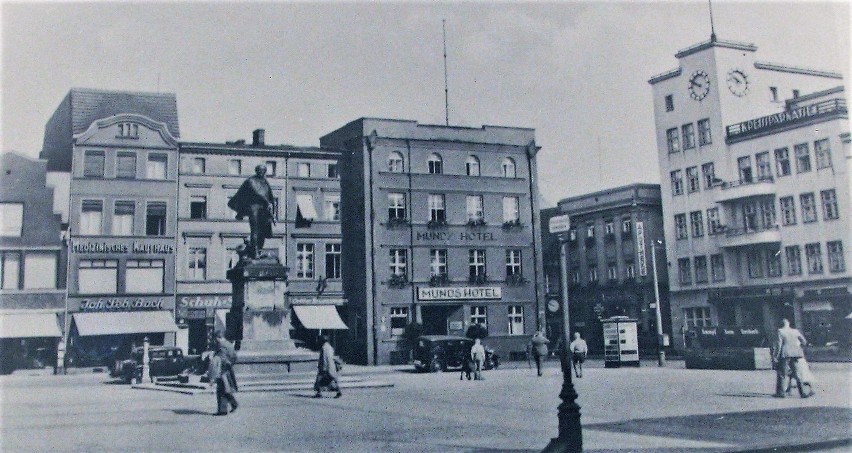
left=471, top=338, right=486, bottom=381
left=773, top=318, right=813, bottom=398
left=529, top=330, right=550, bottom=377
left=207, top=336, right=238, bottom=415
left=314, top=335, right=342, bottom=398
left=569, top=332, right=588, bottom=378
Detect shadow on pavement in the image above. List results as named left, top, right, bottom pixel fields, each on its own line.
left=171, top=409, right=213, bottom=416
left=715, top=392, right=776, bottom=398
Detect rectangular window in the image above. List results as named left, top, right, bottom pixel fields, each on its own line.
left=821, top=189, right=839, bottom=220
left=588, top=266, right=598, bottom=283
left=814, top=139, right=832, bottom=169
left=146, top=202, right=167, bottom=236
left=388, top=193, right=406, bottom=221
left=686, top=166, right=700, bottom=193
left=0, top=252, right=20, bottom=289
left=325, top=243, right=342, bottom=279
left=116, top=153, right=137, bottom=179
left=755, top=151, right=772, bottom=180
left=297, top=162, right=310, bottom=178
left=747, top=250, right=764, bottom=278
left=674, top=214, right=688, bottom=239
left=146, top=154, right=167, bottom=179
left=690, top=211, right=704, bottom=238
left=800, top=193, right=817, bottom=223
left=0, top=203, right=23, bottom=237
left=80, top=200, right=103, bottom=236
left=112, top=201, right=135, bottom=236
left=224, top=247, right=239, bottom=274
left=506, top=249, right=522, bottom=277
left=428, top=194, right=446, bottom=223
left=666, top=128, right=680, bottom=153
left=126, top=259, right=164, bottom=293
left=266, top=161, right=277, bottom=176
left=389, top=249, right=407, bottom=278
left=607, top=264, right=617, bottom=280
left=469, top=249, right=486, bottom=278
left=430, top=249, right=448, bottom=277
left=622, top=219, right=632, bottom=234
left=694, top=256, right=708, bottom=284
left=625, top=262, right=635, bottom=279
left=767, top=250, right=782, bottom=277
left=508, top=305, right=524, bottom=336
left=390, top=307, right=409, bottom=336
left=502, top=197, right=520, bottom=223
left=83, top=151, right=105, bottom=177
left=678, top=258, right=692, bottom=285
left=770, top=86, right=778, bottom=101
left=670, top=170, right=683, bottom=196
left=428, top=156, right=443, bottom=175
left=794, top=143, right=811, bottom=173
left=189, top=196, right=207, bottom=220
left=117, top=123, right=139, bottom=138
left=681, top=123, right=695, bottom=149
left=775, top=148, right=791, bottom=177
left=228, top=159, right=242, bottom=176
left=604, top=221, right=614, bottom=236
left=684, top=307, right=712, bottom=329
left=827, top=241, right=845, bottom=273
left=779, top=197, right=796, bottom=226
left=586, top=224, right=595, bottom=239
left=466, top=195, right=484, bottom=222
left=805, top=243, right=823, bottom=274
left=710, top=254, right=725, bottom=282
left=327, top=163, right=339, bottom=179
left=743, top=202, right=758, bottom=231
left=697, top=118, right=712, bottom=145
left=737, top=156, right=753, bottom=183
left=187, top=247, right=207, bottom=280
left=706, top=208, right=722, bottom=235
left=324, top=194, right=340, bottom=221
left=572, top=270, right=581, bottom=284
left=192, top=157, right=206, bottom=174
left=296, top=243, right=315, bottom=279
left=470, top=306, right=487, bottom=328
left=665, top=95, right=674, bottom=112
left=760, top=199, right=776, bottom=229
left=23, top=252, right=57, bottom=289
left=786, top=246, right=802, bottom=276
left=295, top=193, right=316, bottom=224
left=78, top=259, right=118, bottom=293
left=701, top=162, right=715, bottom=189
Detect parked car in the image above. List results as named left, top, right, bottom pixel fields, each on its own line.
left=412, top=335, right=499, bottom=372
left=109, top=346, right=197, bottom=383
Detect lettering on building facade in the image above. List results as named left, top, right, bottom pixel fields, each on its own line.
left=417, top=286, right=502, bottom=301
left=179, top=295, right=232, bottom=309
left=78, top=297, right=165, bottom=311
left=71, top=240, right=175, bottom=254
left=415, top=231, right=497, bottom=242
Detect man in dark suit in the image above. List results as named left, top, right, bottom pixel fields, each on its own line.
left=773, top=318, right=813, bottom=398
left=227, top=165, right=274, bottom=259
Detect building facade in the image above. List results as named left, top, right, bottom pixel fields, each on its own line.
left=40, top=89, right=182, bottom=366
left=649, top=37, right=850, bottom=350
left=0, top=153, right=67, bottom=373
left=176, top=130, right=346, bottom=354
left=544, top=184, right=670, bottom=354
left=321, top=118, right=545, bottom=365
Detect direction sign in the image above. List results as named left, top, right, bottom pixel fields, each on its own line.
left=548, top=214, right=571, bottom=234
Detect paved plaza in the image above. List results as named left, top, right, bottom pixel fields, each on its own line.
left=1, top=360, right=850, bottom=452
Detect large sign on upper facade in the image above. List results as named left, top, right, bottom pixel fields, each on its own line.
left=417, top=286, right=502, bottom=301
left=70, top=239, right=175, bottom=254
left=635, top=221, right=648, bottom=277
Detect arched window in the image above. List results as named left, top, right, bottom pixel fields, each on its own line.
left=428, top=153, right=443, bottom=175
left=465, top=156, right=480, bottom=176
left=502, top=158, right=516, bottom=178
left=388, top=151, right=404, bottom=173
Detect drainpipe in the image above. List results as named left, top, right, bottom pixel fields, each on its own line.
left=525, top=141, right=543, bottom=331
left=365, top=132, right=379, bottom=365
left=405, top=140, right=415, bottom=331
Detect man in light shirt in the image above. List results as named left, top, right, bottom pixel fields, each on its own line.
left=569, top=332, right=588, bottom=378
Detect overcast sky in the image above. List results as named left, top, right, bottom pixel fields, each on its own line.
left=2, top=1, right=849, bottom=206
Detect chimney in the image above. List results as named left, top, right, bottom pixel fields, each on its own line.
left=252, top=129, right=266, bottom=146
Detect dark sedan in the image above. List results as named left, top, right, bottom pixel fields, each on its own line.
left=412, top=335, right=499, bottom=372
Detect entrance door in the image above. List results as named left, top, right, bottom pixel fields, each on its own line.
left=421, top=305, right=462, bottom=336
left=187, top=319, right=208, bottom=355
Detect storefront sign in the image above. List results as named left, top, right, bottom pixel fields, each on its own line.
left=70, top=240, right=175, bottom=254
left=635, top=221, right=647, bottom=277
left=77, top=297, right=166, bottom=311
left=179, top=295, right=232, bottom=309
left=417, top=286, right=502, bottom=301
left=727, top=104, right=822, bottom=138
left=415, top=231, right=497, bottom=242
left=289, top=297, right=346, bottom=305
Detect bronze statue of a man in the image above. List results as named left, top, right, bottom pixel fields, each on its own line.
left=227, top=165, right=275, bottom=259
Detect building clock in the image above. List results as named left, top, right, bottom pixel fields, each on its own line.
left=726, top=68, right=749, bottom=97
left=688, top=70, right=711, bottom=101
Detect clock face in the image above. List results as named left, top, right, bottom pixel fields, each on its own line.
left=547, top=299, right=560, bottom=313
left=688, top=70, right=711, bottom=101
left=726, top=69, right=749, bottom=97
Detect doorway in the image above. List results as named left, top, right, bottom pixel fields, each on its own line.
left=420, top=305, right=463, bottom=336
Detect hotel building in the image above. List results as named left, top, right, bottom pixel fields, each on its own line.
left=649, top=37, right=850, bottom=350
left=321, top=118, right=545, bottom=365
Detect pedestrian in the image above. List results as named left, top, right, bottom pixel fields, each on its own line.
left=314, top=335, right=342, bottom=398
left=569, top=332, right=588, bottom=378
left=529, top=330, right=550, bottom=377
left=773, top=319, right=814, bottom=398
left=786, top=347, right=816, bottom=396
left=207, top=336, right=238, bottom=415
left=471, top=338, right=486, bottom=381
left=459, top=343, right=474, bottom=380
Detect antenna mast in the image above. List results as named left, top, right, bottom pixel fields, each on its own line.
left=708, top=0, right=717, bottom=42
left=442, top=19, right=449, bottom=126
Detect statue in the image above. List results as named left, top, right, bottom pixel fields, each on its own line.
left=227, top=165, right=275, bottom=259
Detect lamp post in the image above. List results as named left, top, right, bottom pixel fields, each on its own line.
left=651, top=242, right=665, bottom=367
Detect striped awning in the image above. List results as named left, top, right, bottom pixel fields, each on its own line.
left=292, top=305, right=348, bottom=330
left=73, top=311, right=177, bottom=336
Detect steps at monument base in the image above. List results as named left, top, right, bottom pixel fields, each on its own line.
left=133, top=375, right=394, bottom=394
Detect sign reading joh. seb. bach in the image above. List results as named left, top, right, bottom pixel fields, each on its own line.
left=76, top=297, right=166, bottom=311
left=418, top=286, right=502, bottom=301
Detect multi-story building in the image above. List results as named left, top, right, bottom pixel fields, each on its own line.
left=543, top=184, right=670, bottom=354
left=649, top=37, right=850, bottom=350
left=0, top=153, right=67, bottom=373
left=40, top=89, right=181, bottom=365
left=321, top=118, right=545, bottom=365
left=176, top=129, right=346, bottom=354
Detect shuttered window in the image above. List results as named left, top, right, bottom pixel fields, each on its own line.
left=116, top=153, right=136, bottom=178
left=83, top=151, right=105, bottom=177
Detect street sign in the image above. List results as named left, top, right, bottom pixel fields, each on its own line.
left=549, top=214, right=571, bottom=234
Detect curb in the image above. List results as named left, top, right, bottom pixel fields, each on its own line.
left=729, top=438, right=851, bottom=452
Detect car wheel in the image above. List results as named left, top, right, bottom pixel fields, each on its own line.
left=429, top=359, right=442, bottom=373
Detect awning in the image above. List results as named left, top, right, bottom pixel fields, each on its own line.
left=295, top=194, right=318, bottom=221
left=292, top=305, right=348, bottom=330
left=214, top=309, right=228, bottom=333
left=73, top=311, right=178, bottom=336
left=0, top=313, right=61, bottom=339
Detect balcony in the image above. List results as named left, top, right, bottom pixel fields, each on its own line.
left=717, top=224, right=781, bottom=248
left=714, top=176, right=775, bottom=202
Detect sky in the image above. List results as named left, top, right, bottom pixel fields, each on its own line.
left=2, top=1, right=849, bottom=206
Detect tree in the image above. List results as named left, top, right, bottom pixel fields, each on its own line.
left=466, top=323, right=488, bottom=340
left=400, top=322, right=424, bottom=357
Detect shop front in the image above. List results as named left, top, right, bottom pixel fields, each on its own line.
left=798, top=287, right=851, bottom=348
left=175, top=294, right=232, bottom=355
left=289, top=296, right=348, bottom=350
left=0, top=312, right=62, bottom=374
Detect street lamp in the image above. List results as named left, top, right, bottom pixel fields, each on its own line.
left=650, top=240, right=665, bottom=367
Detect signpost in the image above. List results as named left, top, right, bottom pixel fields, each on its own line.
left=548, top=214, right=571, bottom=234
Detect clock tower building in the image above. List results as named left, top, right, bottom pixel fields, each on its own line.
left=649, top=37, right=850, bottom=351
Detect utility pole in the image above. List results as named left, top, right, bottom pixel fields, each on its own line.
left=651, top=243, right=666, bottom=367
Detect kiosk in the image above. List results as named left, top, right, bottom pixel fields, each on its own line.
left=683, top=326, right=771, bottom=370
left=602, top=316, right=640, bottom=368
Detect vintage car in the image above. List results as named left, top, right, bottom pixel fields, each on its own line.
left=412, top=335, right=499, bottom=372
left=109, top=346, right=197, bottom=383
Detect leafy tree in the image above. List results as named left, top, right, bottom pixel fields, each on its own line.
left=465, top=323, right=488, bottom=340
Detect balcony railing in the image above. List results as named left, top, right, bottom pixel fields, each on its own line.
left=725, top=224, right=779, bottom=238
left=726, top=98, right=847, bottom=143
left=715, top=175, right=775, bottom=202
left=717, top=224, right=781, bottom=248
left=720, top=175, right=774, bottom=189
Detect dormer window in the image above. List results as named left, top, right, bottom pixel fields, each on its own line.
left=117, top=123, right=139, bottom=139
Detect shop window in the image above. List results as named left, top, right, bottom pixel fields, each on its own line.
left=324, top=194, right=340, bottom=221
left=785, top=246, right=802, bottom=276
left=821, top=190, right=839, bottom=220
left=710, top=254, right=725, bottom=282
left=694, top=256, right=708, bottom=283
left=670, top=170, right=683, bottom=196
left=805, top=243, right=823, bottom=274
left=501, top=158, right=516, bottom=178
left=126, top=259, right=164, bottom=293
left=666, top=128, right=680, bottom=153
left=827, top=241, right=845, bottom=273
left=80, top=200, right=103, bottom=236
left=800, top=193, right=817, bottom=223
left=697, top=118, right=712, bottom=145
left=187, top=248, right=207, bottom=280
left=388, top=152, right=404, bottom=173
left=78, top=260, right=118, bottom=294
left=190, top=196, right=207, bottom=220
left=470, top=306, right=487, bottom=328
left=814, top=139, right=832, bottom=169
left=390, top=307, right=409, bottom=336
left=0, top=252, right=21, bottom=289
left=325, top=243, right=341, bottom=279
left=146, top=154, right=167, bottom=179
left=116, top=153, right=137, bottom=179
left=681, top=123, right=695, bottom=149
left=388, top=193, right=406, bottom=221
left=112, top=201, right=135, bottom=236
left=779, top=197, right=796, bottom=226
left=146, top=202, right=167, bottom=236
left=0, top=203, right=23, bottom=237
left=678, top=258, right=692, bottom=285
left=508, top=306, right=524, bottom=336
left=794, top=143, right=811, bottom=173
left=684, top=307, right=712, bottom=329
left=83, top=151, right=105, bottom=177
left=296, top=243, right=315, bottom=279
left=466, top=156, right=480, bottom=176
left=228, top=159, right=242, bottom=176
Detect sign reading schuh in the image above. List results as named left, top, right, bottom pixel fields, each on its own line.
left=418, top=286, right=502, bottom=301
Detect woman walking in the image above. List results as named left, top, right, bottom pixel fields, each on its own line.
left=207, top=336, right=238, bottom=415
left=314, top=335, right=342, bottom=398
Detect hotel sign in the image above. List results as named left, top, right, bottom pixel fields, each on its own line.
left=417, top=286, right=502, bottom=301
left=635, top=221, right=647, bottom=277
left=415, top=231, right=497, bottom=242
